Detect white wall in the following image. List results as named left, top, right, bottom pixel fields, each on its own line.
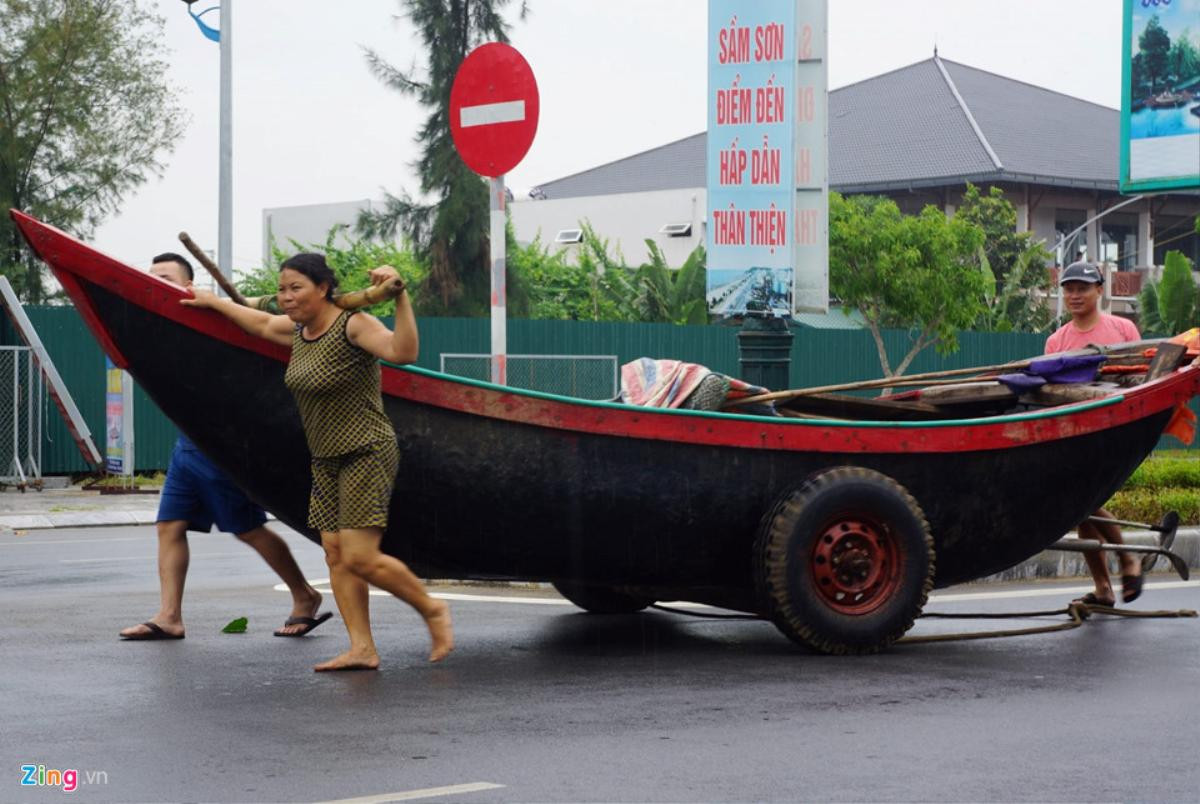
left=261, top=199, right=374, bottom=265
left=510, top=188, right=707, bottom=267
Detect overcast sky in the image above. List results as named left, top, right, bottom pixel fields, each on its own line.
left=91, top=0, right=1130, bottom=274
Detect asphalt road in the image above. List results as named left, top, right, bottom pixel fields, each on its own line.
left=2, top=524, right=1198, bottom=803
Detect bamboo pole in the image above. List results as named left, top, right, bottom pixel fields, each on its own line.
left=243, top=278, right=407, bottom=312
left=180, top=232, right=405, bottom=311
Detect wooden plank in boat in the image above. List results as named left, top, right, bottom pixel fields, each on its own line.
left=1029, top=382, right=1121, bottom=405
left=779, top=392, right=944, bottom=421
left=1146, top=342, right=1187, bottom=381
left=912, top=381, right=1017, bottom=406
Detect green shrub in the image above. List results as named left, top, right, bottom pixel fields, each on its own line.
left=1106, top=487, right=1200, bottom=526
left=1108, top=451, right=1200, bottom=524
left=1124, top=455, right=1200, bottom=490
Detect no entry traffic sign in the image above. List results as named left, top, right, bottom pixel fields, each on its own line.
left=449, top=42, right=539, bottom=177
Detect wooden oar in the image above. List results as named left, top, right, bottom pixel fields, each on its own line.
left=721, top=359, right=1037, bottom=408
left=721, top=340, right=1170, bottom=410
left=178, top=232, right=248, bottom=306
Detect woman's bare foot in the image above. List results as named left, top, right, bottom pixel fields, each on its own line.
left=425, top=600, right=454, bottom=662
left=313, top=648, right=380, bottom=672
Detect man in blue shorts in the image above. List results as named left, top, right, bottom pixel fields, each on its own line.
left=119, top=253, right=330, bottom=640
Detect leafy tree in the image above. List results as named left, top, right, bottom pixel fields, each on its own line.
left=0, top=0, right=185, bottom=302
left=954, top=185, right=1052, bottom=332
left=829, top=192, right=987, bottom=379
left=1138, top=250, right=1198, bottom=336
left=356, top=0, right=528, bottom=316
left=241, top=226, right=427, bottom=318
left=513, top=222, right=636, bottom=321
left=631, top=240, right=708, bottom=325
left=508, top=220, right=706, bottom=323
left=1139, top=15, right=1172, bottom=94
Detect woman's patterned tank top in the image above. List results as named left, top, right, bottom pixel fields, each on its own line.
left=284, top=310, right=395, bottom=457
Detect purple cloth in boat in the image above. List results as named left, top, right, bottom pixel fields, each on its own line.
left=996, top=354, right=1107, bottom=394
left=997, top=373, right=1046, bottom=393
left=1028, top=354, right=1106, bottom=383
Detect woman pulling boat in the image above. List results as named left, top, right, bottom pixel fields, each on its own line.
left=183, top=253, right=453, bottom=671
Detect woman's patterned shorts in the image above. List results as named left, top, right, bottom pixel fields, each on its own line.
left=307, top=439, right=399, bottom=532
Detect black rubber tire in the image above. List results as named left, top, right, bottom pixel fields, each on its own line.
left=552, top=580, right=654, bottom=614
left=753, top=467, right=935, bottom=655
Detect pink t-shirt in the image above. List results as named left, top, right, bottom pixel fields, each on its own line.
left=1045, top=314, right=1140, bottom=354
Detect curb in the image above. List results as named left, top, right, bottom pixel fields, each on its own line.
left=0, top=510, right=276, bottom=531
left=986, top=529, right=1199, bottom=581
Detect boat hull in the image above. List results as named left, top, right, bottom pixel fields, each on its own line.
left=14, top=210, right=1199, bottom=610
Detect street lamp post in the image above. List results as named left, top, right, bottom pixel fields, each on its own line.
left=181, top=1, right=232, bottom=286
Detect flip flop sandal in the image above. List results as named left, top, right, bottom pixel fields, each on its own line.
left=1122, top=573, right=1144, bottom=604
left=274, top=610, right=334, bottom=637
left=121, top=621, right=185, bottom=641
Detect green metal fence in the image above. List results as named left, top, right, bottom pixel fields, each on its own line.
left=2, top=308, right=1194, bottom=473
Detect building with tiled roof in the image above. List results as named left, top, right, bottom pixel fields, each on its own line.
left=510, top=56, right=1199, bottom=293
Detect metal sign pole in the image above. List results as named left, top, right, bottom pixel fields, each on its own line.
left=218, top=0, right=233, bottom=283
left=490, top=175, right=507, bottom=386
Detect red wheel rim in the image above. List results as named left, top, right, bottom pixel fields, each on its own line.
left=810, top=516, right=901, bottom=615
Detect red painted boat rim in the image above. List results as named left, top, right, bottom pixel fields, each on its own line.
left=393, top=362, right=1129, bottom=429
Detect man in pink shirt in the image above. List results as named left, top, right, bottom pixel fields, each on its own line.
left=1045, top=262, right=1140, bottom=353
left=1046, top=261, right=1143, bottom=605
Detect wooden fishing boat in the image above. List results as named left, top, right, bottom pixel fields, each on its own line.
left=13, top=210, right=1200, bottom=654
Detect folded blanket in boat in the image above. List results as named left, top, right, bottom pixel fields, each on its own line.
left=620, top=358, right=774, bottom=414
left=621, top=358, right=712, bottom=408
left=997, top=354, right=1107, bottom=394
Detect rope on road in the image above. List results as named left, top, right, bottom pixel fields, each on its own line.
left=900, top=602, right=1197, bottom=644
left=649, top=601, right=1198, bottom=644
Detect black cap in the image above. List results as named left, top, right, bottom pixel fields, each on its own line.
left=1059, top=261, right=1103, bottom=286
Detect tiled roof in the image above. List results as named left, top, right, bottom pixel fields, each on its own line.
left=531, top=57, right=1120, bottom=199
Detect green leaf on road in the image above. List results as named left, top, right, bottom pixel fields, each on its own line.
left=221, top=617, right=248, bottom=634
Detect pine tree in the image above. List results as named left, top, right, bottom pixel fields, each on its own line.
left=357, top=0, right=528, bottom=316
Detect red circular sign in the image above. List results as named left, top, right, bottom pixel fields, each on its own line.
left=449, top=43, right=539, bottom=177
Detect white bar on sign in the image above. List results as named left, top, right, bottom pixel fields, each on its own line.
left=460, top=100, right=525, bottom=128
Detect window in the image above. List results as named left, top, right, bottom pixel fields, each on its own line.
left=1153, top=214, right=1200, bottom=266
left=554, top=228, right=583, bottom=244
left=1054, top=209, right=1087, bottom=264
left=1101, top=213, right=1138, bottom=269
left=658, top=222, right=693, bottom=237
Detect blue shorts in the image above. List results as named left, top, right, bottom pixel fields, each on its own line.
left=157, top=440, right=267, bottom=535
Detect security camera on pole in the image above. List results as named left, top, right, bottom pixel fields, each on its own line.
left=449, top=43, right=540, bottom=386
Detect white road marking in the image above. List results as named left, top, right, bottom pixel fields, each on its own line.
left=0, top=536, right=148, bottom=546
left=460, top=100, right=525, bottom=127
left=317, top=781, right=505, bottom=803
left=277, top=579, right=1199, bottom=607
left=62, top=552, right=244, bottom=564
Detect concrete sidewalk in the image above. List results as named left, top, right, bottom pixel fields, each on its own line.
left=1, top=482, right=1195, bottom=581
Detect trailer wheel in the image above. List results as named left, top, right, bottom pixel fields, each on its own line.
left=552, top=581, right=654, bottom=614
left=754, top=467, right=935, bottom=655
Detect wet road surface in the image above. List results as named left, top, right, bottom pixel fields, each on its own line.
left=2, top=524, right=1198, bottom=802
